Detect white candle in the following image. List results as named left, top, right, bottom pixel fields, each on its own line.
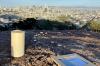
left=11, top=30, right=25, bottom=57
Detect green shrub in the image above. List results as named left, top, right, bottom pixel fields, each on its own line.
left=89, top=20, right=100, bottom=31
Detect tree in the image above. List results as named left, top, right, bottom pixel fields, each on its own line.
left=57, top=15, right=71, bottom=22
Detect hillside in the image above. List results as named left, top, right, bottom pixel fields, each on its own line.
left=0, top=30, right=100, bottom=66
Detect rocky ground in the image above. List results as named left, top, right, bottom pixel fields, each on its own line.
left=0, top=30, right=100, bottom=66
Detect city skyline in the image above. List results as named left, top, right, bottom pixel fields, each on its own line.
left=0, top=0, right=100, bottom=8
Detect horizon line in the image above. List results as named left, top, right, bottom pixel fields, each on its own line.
left=1, top=5, right=100, bottom=8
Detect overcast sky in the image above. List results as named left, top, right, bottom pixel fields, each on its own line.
left=0, top=0, right=100, bottom=7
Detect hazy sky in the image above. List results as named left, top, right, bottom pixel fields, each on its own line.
left=0, top=0, right=100, bottom=7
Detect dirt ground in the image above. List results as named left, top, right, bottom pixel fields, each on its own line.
left=0, top=30, right=100, bottom=66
